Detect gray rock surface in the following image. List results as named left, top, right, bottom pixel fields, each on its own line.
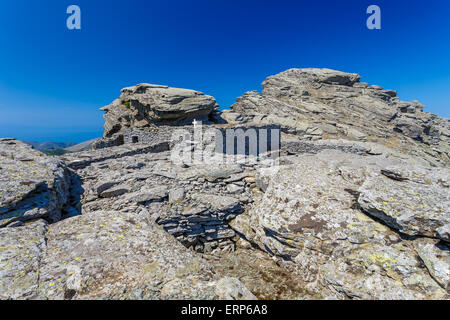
left=64, top=139, right=100, bottom=153
left=0, top=139, right=72, bottom=227
left=358, top=164, right=450, bottom=241
left=101, top=84, right=218, bottom=138
left=0, top=220, right=48, bottom=299
left=228, top=68, right=449, bottom=167
left=231, top=151, right=449, bottom=299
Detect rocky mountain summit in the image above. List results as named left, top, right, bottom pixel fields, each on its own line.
left=1, top=68, right=449, bottom=300
left=225, top=68, right=449, bottom=167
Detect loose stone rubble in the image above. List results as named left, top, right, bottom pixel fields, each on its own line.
left=1, top=68, right=449, bottom=300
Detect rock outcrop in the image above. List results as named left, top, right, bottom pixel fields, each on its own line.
left=0, top=220, right=48, bottom=299
left=0, top=138, right=73, bottom=227
left=226, top=68, right=449, bottom=166
left=61, top=146, right=258, bottom=252
left=38, top=209, right=254, bottom=300
left=0, top=140, right=257, bottom=300
left=101, top=84, right=218, bottom=138
left=231, top=150, right=449, bottom=299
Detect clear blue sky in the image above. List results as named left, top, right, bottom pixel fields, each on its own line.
left=0, top=0, right=449, bottom=143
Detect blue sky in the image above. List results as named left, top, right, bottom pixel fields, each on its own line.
left=0, top=0, right=449, bottom=143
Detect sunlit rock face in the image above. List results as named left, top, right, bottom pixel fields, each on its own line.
left=101, top=84, right=218, bottom=137
left=227, top=68, right=449, bottom=167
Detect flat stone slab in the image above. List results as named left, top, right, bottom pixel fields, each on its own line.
left=358, top=165, right=450, bottom=241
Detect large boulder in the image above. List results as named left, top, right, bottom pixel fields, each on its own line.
left=231, top=150, right=449, bottom=299
left=0, top=139, right=71, bottom=227
left=37, top=209, right=237, bottom=299
left=2, top=68, right=449, bottom=301
left=0, top=208, right=254, bottom=300
left=101, top=84, right=218, bottom=137
left=228, top=68, right=450, bottom=167
left=358, top=164, right=450, bottom=241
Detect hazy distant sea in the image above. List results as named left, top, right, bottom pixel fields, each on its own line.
left=0, top=125, right=103, bottom=144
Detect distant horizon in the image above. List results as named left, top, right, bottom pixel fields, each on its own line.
left=1, top=0, right=449, bottom=143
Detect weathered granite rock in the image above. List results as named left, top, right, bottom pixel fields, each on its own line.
left=214, top=277, right=257, bottom=300
left=61, top=141, right=170, bottom=170
left=177, top=164, right=244, bottom=182
left=62, top=142, right=263, bottom=252
left=169, top=187, right=185, bottom=203
left=231, top=150, right=449, bottom=299
left=1, top=68, right=449, bottom=301
left=358, top=164, right=450, bottom=241
left=0, top=220, right=48, bottom=299
left=36, top=209, right=251, bottom=299
left=228, top=68, right=450, bottom=167
left=0, top=139, right=71, bottom=227
left=204, top=248, right=314, bottom=299
left=101, top=84, right=218, bottom=138
left=413, top=238, right=450, bottom=292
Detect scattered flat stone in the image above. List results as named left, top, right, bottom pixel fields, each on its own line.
left=169, top=187, right=185, bottom=203
left=128, top=186, right=168, bottom=203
